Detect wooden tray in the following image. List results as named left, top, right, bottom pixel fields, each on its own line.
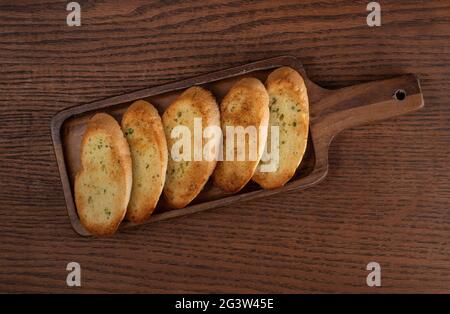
left=51, top=56, right=424, bottom=236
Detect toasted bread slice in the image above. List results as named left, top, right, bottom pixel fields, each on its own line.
left=121, top=100, right=168, bottom=223
left=252, top=67, right=309, bottom=189
left=75, top=113, right=132, bottom=236
left=213, top=77, right=269, bottom=193
left=162, top=86, right=220, bottom=208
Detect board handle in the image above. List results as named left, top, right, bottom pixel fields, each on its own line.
left=311, top=74, right=424, bottom=144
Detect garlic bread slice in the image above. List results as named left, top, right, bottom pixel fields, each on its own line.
left=162, top=86, right=220, bottom=208
left=213, top=77, right=269, bottom=193
left=122, top=100, right=168, bottom=223
left=74, top=113, right=132, bottom=236
left=252, top=67, right=309, bottom=189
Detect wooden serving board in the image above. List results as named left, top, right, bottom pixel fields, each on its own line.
left=50, top=56, right=424, bottom=236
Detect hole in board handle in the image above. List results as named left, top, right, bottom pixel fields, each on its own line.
left=394, top=89, right=406, bottom=101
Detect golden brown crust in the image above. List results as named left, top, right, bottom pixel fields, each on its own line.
left=252, top=66, right=309, bottom=189
left=75, top=113, right=132, bottom=236
left=213, top=77, right=269, bottom=193
left=121, top=100, right=168, bottom=223
left=162, top=86, right=220, bottom=208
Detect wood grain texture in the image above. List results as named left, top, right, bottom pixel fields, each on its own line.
left=0, top=0, right=449, bottom=293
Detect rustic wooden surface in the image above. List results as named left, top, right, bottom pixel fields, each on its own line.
left=1, top=0, right=449, bottom=293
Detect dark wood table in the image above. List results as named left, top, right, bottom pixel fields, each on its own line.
left=1, top=0, right=449, bottom=293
